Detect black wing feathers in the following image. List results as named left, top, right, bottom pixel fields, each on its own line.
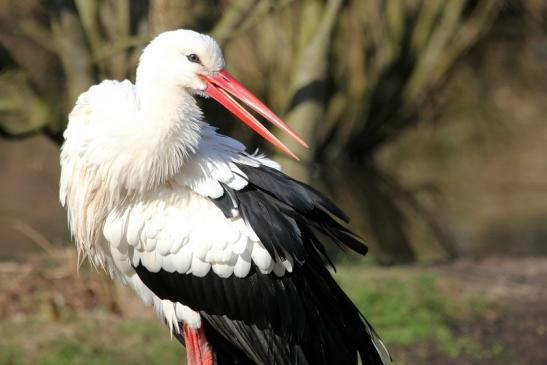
left=237, top=164, right=349, bottom=222
left=237, top=187, right=305, bottom=262
left=134, top=248, right=382, bottom=364
left=233, top=164, right=368, bottom=263
left=202, top=314, right=303, bottom=365
left=132, top=163, right=386, bottom=365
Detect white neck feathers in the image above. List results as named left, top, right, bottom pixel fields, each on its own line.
left=60, top=76, right=205, bottom=266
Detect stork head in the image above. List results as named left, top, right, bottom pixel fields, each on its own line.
left=138, top=29, right=307, bottom=159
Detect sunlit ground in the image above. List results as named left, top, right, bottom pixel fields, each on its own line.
left=1, top=251, right=545, bottom=365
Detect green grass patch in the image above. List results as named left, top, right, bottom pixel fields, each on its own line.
left=0, top=315, right=184, bottom=365
left=343, top=272, right=449, bottom=345
left=336, top=265, right=498, bottom=362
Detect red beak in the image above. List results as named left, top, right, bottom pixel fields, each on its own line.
left=201, top=70, right=308, bottom=160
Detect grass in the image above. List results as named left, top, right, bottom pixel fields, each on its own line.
left=341, top=270, right=450, bottom=345
left=0, top=263, right=497, bottom=365
left=336, top=264, right=502, bottom=363
left=0, top=316, right=182, bottom=365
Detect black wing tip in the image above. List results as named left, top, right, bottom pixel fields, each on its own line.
left=234, top=162, right=371, bottom=257
left=317, top=199, right=350, bottom=223
left=338, top=230, right=369, bottom=255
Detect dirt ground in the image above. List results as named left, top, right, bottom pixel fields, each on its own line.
left=401, top=257, right=547, bottom=365
left=1, top=252, right=545, bottom=365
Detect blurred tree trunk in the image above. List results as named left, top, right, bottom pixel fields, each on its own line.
left=274, top=0, right=343, bottom=182
left=51, top=8, right=94, bottom=108
left=149, top=0, right=192, bottom=35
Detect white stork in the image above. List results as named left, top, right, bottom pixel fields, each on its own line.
left=60, top=29, right=389, bottom=365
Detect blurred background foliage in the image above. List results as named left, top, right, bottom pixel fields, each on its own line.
left=1, top=1, right=547, bottom=364
left=0, top=0, right=545, bottom=264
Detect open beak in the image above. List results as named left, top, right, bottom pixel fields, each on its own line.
left=201, top=70, right=308, bottom=160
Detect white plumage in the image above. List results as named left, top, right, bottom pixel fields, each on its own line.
left=60, top=30, right=298, bottom=334
left=60, top=29, right=388, bottom=365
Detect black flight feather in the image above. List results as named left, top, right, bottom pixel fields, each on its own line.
left=134, top=248, right=385, bottom=365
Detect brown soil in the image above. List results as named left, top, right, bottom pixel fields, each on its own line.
left=1, top=253, right=545, bottom=364
left=414, top=257, right=547, bottom=365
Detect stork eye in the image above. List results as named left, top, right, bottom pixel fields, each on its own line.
left=187, top=54, right=201, bottom=64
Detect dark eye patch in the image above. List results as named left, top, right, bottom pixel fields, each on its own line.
left=187, top=53, right=201, bottom=64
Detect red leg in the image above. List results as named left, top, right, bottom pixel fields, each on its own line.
left=183, top=324, right=214, bottom=365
